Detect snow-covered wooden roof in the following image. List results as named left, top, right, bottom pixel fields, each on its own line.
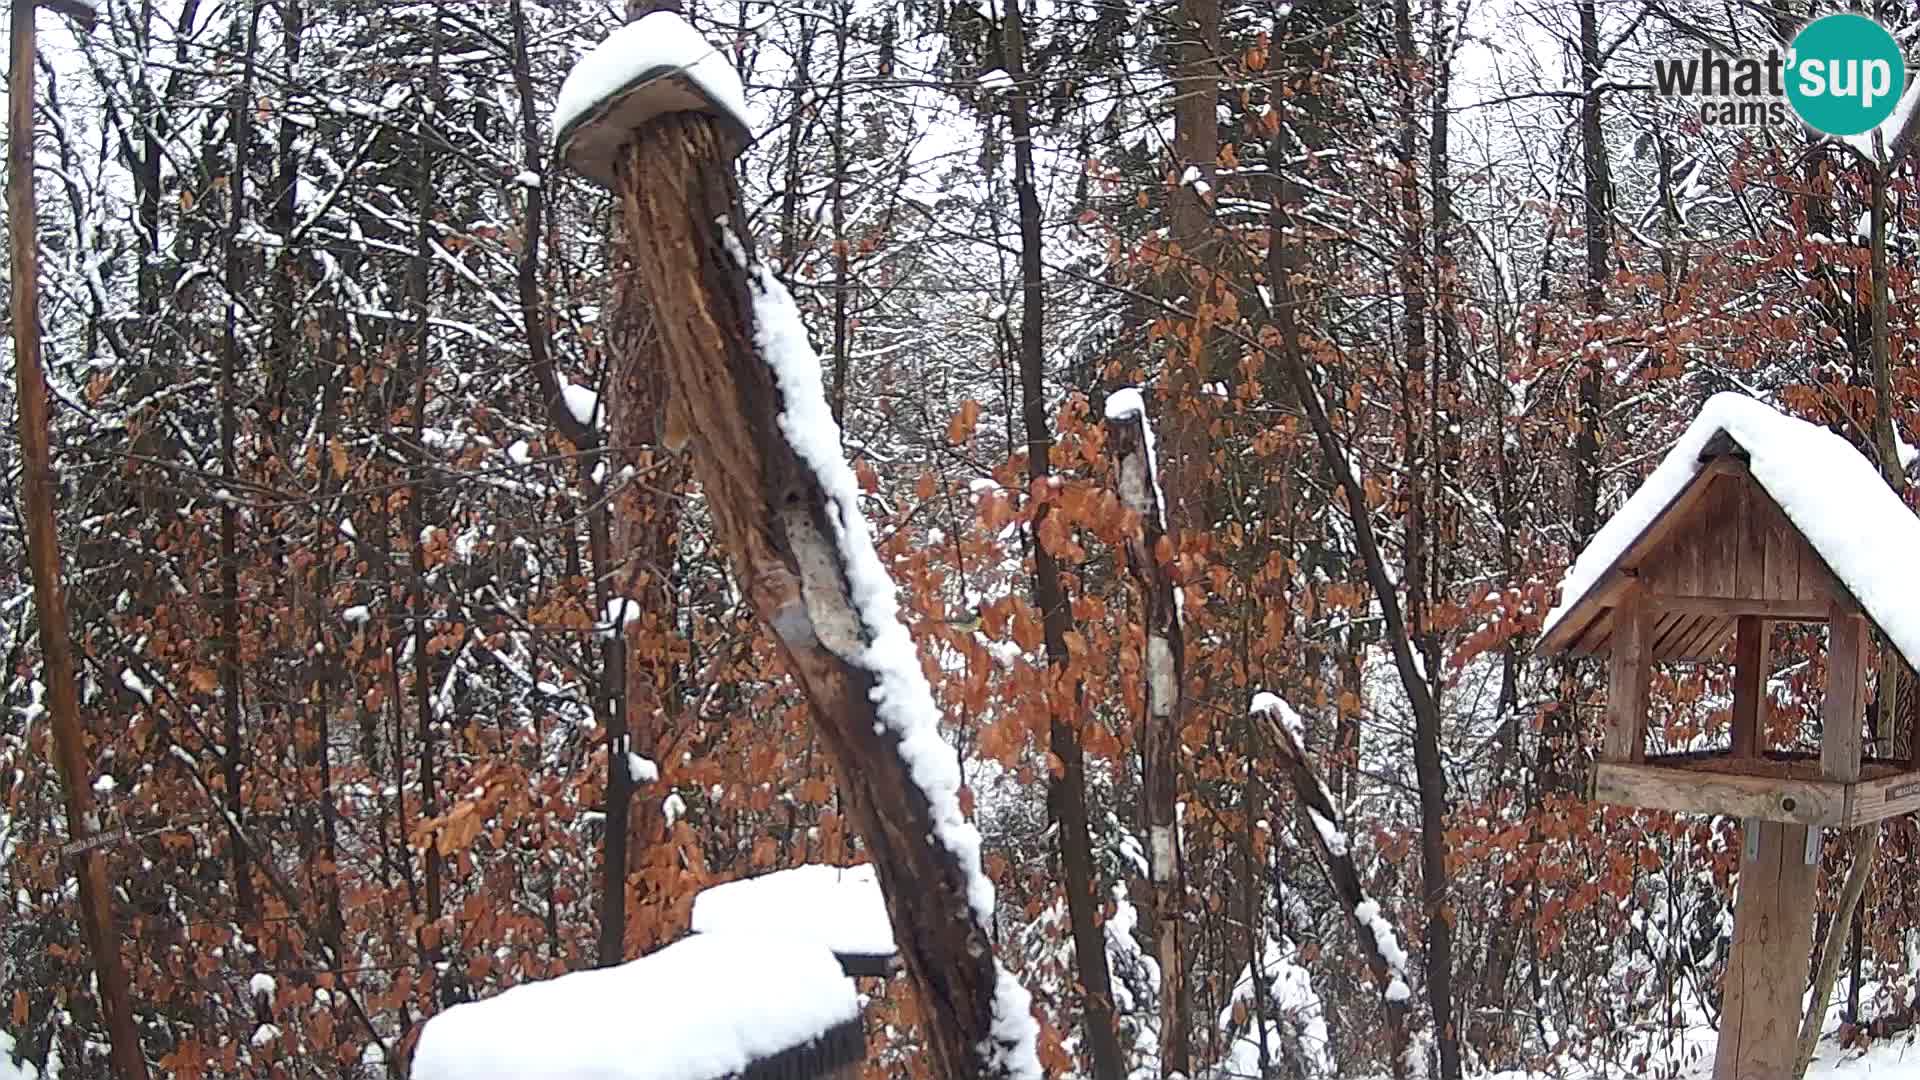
left=409, top=934, right=860, bottom=1080
left=691, top=864, right=897, bottom=976
left=1538, top=393, right=1920, bottom=669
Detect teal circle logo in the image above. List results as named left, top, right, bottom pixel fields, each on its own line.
left=1786, top=14, right=1905, bottom=136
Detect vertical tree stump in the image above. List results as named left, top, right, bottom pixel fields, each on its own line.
left=1105, top=396, right=1192, bottom=1072
left=605, top=113, right=1033, bottom=1080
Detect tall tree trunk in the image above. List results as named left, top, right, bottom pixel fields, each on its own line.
left=219, top=0, right=264, bottom=937
left=8, top=3, right=151, bottom=1075
left=1105, top=398, right=1189, bottom=1080
left=404, top=2, right=447, bottom=995
left=1572, top=0, right=1611, bottom=546
left=1266, top=42, right=1459, bottom=1078
left=1003, top=3, right=1126, bottom=1076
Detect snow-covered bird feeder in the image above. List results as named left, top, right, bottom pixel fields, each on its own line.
left=1538, top=391, right=1920, bottom=1078
left=552, top=12, right=754, bottom=189
left=410, top=934, right=866, bottom=1080
left=691, top=863, right=898, bottom=978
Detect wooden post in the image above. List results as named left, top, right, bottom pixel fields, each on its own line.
left=1730, top=616, right=1769, bottom=759
left=8, top=3, right=151, bottom=1078
left=1714, top=820, right=1818, bottom=1079
left=604, top=114, right=1031, bottom=1080
left=1715, top=604, right=1868, bottom=1077
left=1823, top=605, right=1868, bottom=783
left=1603, top=584, right=1651, bottom=763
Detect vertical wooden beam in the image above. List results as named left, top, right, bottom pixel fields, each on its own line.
left=1714, top=820, right=1819, bottom=1079
left=1604, top=585, right=1652, bottom=763
left=1730, top=616, right=1769, bottom=759
left=1825, top=604, right=1868, bottom=783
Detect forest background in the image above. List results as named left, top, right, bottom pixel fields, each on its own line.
left=3, top=0, right=1920, bottom=1077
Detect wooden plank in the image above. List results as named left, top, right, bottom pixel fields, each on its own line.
left=1714, top=820, right=1818, bottom=1079
left=1762, top=498, right=1800, bottom=606
left=1540, top=574, right=1629, bottom=654
left=1652, top=612, right=1701, bottom=657
left=1823, top=605, right=1868, bottom=783
left=1537, top=462, right=1735, bottom=657
left=1591, top=762, right=1846, bottom=826
left=1844, top=769, right=1920, bottom=826
left=1708, top=474, right=1741, bottom=599
left=1669, top=508, right=1707, bottom=596
left=1730, top=616, right=1769, bottom=759
left=1604, top=585, right=1652, bottom=763
left=1673, top=615, right=1733, bottom=661
left=1568, top=607, right=1615, bottom=657
left=1644, top=594, right=1830, bottom=620
left=1735, top=478, right=1768, bottom=601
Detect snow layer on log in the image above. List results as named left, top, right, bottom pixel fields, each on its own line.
left=552, top=13, right=751, bottom=146
left=409, top=934, right=857, bottom=1080
left=1541, top=392, right=1920, bottom=670
left=732, top=235, right=1042, bottom=1080
left=691, top=863, right=896, bottom=959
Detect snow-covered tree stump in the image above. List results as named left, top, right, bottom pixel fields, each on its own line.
left=1103, top=388, right=1194, bottom=1074
left=552, top=20, right=1039, bottom=1080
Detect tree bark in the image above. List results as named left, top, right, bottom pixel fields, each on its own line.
left=8, top=2, right=152, bottom=1075
left=1000, top=2, right=1125, bottom=1076
left=1266, top=58, right=1459, bottom=1080
left=1105, top=402, right=1190, bottom=1079
left=606, top=112, right=1035, bottom=1080
left=1250, top=698, right=1411, bottom=1077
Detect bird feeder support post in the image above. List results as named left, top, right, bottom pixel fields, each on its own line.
left=1713, top=603, right=1868, bottom=1078
left=1602, top=583, right=1651, bottom=764
left=1730, top=616, right=1769, bottom=760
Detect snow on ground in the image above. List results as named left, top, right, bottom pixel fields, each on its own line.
left=1541, top=393, right=1920, bottom=669
left=0, top=1031, right=48, bottom=1080
left=551, top=13, right=752, bottom=143
left=731, top=231, right=1041, bottom=1078
left=410, top=933, right=858, bottom=1080
left=1481, top=1030, right=1920, bottom=1079
left=691, top=863, right=895, bottom=960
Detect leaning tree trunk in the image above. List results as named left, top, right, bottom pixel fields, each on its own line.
left=1249, top=698, right=1412, bottom=1076
left=8, top=2, right=150, bottom=1076
left=606, top=113, right=1037, bottom=1080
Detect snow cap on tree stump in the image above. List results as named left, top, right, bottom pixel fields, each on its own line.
left=409, top=933, right=864, bottom=1080
left=551, top=11, right=753, bottom=189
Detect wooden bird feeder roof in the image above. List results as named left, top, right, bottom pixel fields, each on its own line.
left=1537, top=393, right=1920, bottom=829
left=1538, top=393, right=1920, bottom=671
left=552, top=12, right=754, bottom=190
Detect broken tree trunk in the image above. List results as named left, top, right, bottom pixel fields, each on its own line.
left=605, top=113, right=1036, bottom=1080
left=1249, top=696, right=1411, bottom=1078
left=8, top=0, right=149, bottom=1076
left=1104, top=395, right=1192, bottom=1074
